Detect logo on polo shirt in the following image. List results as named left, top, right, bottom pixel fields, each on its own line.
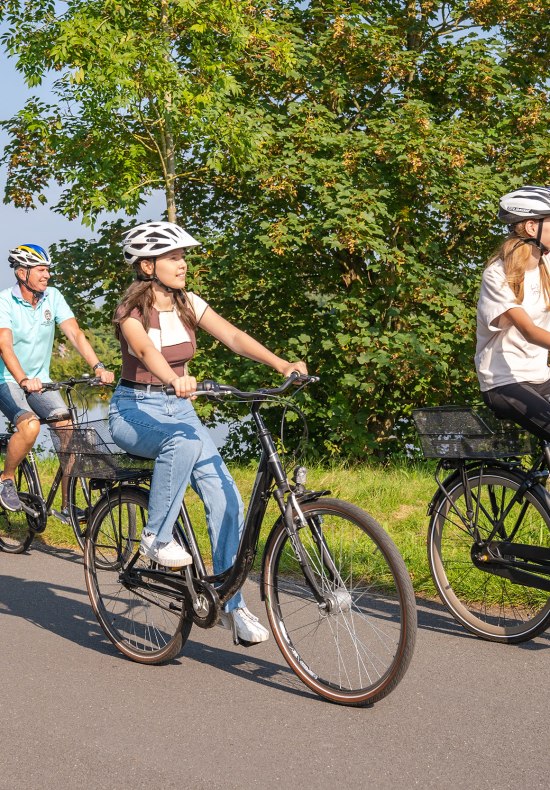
left=43, top=308, right=53, bottom=325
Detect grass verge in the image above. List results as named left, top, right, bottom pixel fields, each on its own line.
left=31, top=458, right=437, bottom=597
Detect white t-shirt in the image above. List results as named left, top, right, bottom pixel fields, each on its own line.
left=475, top=259, right=550, bottom=391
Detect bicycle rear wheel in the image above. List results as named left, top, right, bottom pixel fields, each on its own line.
left=429, top=467, right=550, bottom=643
left=84, top=486, right=191, bottom=663
left=0, top=459, right=40, bottom=554
left=263, top=498, right=417, bottom=706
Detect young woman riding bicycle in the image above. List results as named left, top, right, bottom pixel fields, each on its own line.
left=476, top=186, right=550, bottom=437
left=109, top=221, right=307, bottom=645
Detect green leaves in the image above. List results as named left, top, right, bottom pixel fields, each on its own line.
left=2, top=0, right=550, bottom=458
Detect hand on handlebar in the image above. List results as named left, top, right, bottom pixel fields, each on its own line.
left=20, top=377, right=43, bottom=393
left=169, top=374, right=197, bottom=399
left=95, top=367, right=115, bottom=385
left=280, top=360, right=308, bottom=378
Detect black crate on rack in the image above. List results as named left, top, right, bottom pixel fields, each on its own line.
left=412, top=406, right=532, bottom=459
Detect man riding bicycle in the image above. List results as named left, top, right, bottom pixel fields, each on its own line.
left=0, top=243, right=114, bottom=515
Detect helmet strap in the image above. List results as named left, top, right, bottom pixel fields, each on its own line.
left=535, top=219, right=549, bottom=254
left=15, top=268, right=46, bottom=301
left=136, top=259, right=181, bottom=295
left=511, top=220, right=549, bottom=256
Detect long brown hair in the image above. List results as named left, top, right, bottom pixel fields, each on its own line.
left=113, top=263, right=198, bottom=338
left=486, top=221, right=550, bottom=308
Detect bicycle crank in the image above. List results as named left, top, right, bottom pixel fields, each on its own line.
left=183, top=567, right=221, bottom=628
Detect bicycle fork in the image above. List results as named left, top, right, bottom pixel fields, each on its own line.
left=275, top=486, right=352, bottom=614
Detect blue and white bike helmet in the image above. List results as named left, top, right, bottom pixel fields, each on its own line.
left=8, top=244, right=52, bottom=268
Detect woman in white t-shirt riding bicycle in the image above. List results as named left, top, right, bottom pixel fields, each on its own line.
left=109, top=221, right=307, bottom=644
left=476, top=186, right=550, bottom=437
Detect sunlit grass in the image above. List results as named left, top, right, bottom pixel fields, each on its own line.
left=31, top=457, right=436, bottom=596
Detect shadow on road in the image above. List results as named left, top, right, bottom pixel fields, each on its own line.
left=0, top=573, right=115, bottom=657
left=415, top=596, right=550, bottom=651
left=0, top=545, right=321, bottom=702
left=180, top=639, right=319, bottom=703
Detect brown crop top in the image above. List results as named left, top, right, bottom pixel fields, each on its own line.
left=115, top=292, right=209, bottom=384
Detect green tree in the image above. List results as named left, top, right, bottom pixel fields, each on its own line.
left=2, top=1, right=550, bottom=458
left=175, top=0, right=550, bottom=456
left=1, top=0, right=288, bottom=223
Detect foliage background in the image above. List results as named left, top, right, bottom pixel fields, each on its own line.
left=2, top=0, right=550, bottom=459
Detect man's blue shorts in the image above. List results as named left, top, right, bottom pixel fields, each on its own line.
left=0, top=382, right=69, bottom=426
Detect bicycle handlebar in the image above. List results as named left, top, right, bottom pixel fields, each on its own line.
left=33, top=372, right=317, bottom=398
left=167, top=372, right=319, bottom=400
left=39, top=375, right=106, bottom=391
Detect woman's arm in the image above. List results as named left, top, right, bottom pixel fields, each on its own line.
left=198, top=308, right=307, bottom=376
left=504, top=307, right=550, bottom=349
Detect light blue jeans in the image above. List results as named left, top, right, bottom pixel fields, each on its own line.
left=109, top=385, right=245, bottom=612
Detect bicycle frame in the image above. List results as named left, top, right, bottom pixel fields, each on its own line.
left=120, top=380, right=336, bottom=613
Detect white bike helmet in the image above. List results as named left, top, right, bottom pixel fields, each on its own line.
left=8, top=244, right=52, bottom=269
left=122, top=221, right=200, bottom=265
left=498, top=186, right=550, bottom=225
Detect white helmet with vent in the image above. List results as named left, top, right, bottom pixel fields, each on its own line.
left=122, top=221, right=199, bottom=265
left=498, top=186, right=550, bottom=225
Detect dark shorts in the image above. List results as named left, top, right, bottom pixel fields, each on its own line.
left=482, top=379, right=550, bottom=442
left=0, top=382, right=69, bottom=426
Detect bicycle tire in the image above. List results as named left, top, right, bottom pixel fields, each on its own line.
left=429, top=466, right=550, bottom=643
left=67, top=475, right=104, bottom=551
left=263, top=498, right=417, bottom=706
left=84, top=486, right=191, bottom=663
left=0, top=458, right=41, bottom=553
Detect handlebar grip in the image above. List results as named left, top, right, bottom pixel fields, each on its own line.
left=195, top=380, right=219, bottom=393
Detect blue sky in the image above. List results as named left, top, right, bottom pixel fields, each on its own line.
left=0, top=43, right=163, bottom=291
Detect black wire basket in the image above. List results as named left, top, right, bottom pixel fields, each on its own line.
left=49, top=420, right=154, bottom=479
left=412, top=406, right=533, bottom=459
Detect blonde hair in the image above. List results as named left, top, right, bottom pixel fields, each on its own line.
left=487, top=221, right=550, bottom=308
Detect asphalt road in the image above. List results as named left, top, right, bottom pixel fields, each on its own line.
left=1, top=544, right=548, bottom=790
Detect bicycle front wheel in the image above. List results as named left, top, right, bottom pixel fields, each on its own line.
left=0, top=459, right=40, bottom=554
left=67, top=476, right=104, bottom=551
left=263, top=498, right=417, bottom=706
left=429, top=467, right=550, bottom=643
left=84, top=486, right=191, bottom=664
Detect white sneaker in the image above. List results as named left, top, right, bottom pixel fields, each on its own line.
left=139, top=531, right=192, bottom=568
left=219, top=607, right=270, bottom=644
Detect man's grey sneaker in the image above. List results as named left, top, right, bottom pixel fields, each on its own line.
left=219, top=607, right=270, bottom=645
left=51, top=506, right=87, bottom=525
left=0, top=477, right=22, bottom=512
left=139, top=531, right=192, bottom=568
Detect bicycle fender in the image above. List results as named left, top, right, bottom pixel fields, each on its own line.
left=428, top=463, right=548, bottom=516
left=88, top=483, right=148, bottom=524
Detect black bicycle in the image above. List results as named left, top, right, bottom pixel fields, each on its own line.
left=84, top=374, right=417, bottom=707
left=414, top=405, right=550, bottom=644
left=0, top=376, right=111, bottom=554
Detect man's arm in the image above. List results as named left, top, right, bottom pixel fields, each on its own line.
left=58, top=318, right=114, bottom=384
left=0, top=327, right=43, bottom=390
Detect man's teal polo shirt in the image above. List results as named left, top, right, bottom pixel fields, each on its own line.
left=0, top=284, right=74, bottom=383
